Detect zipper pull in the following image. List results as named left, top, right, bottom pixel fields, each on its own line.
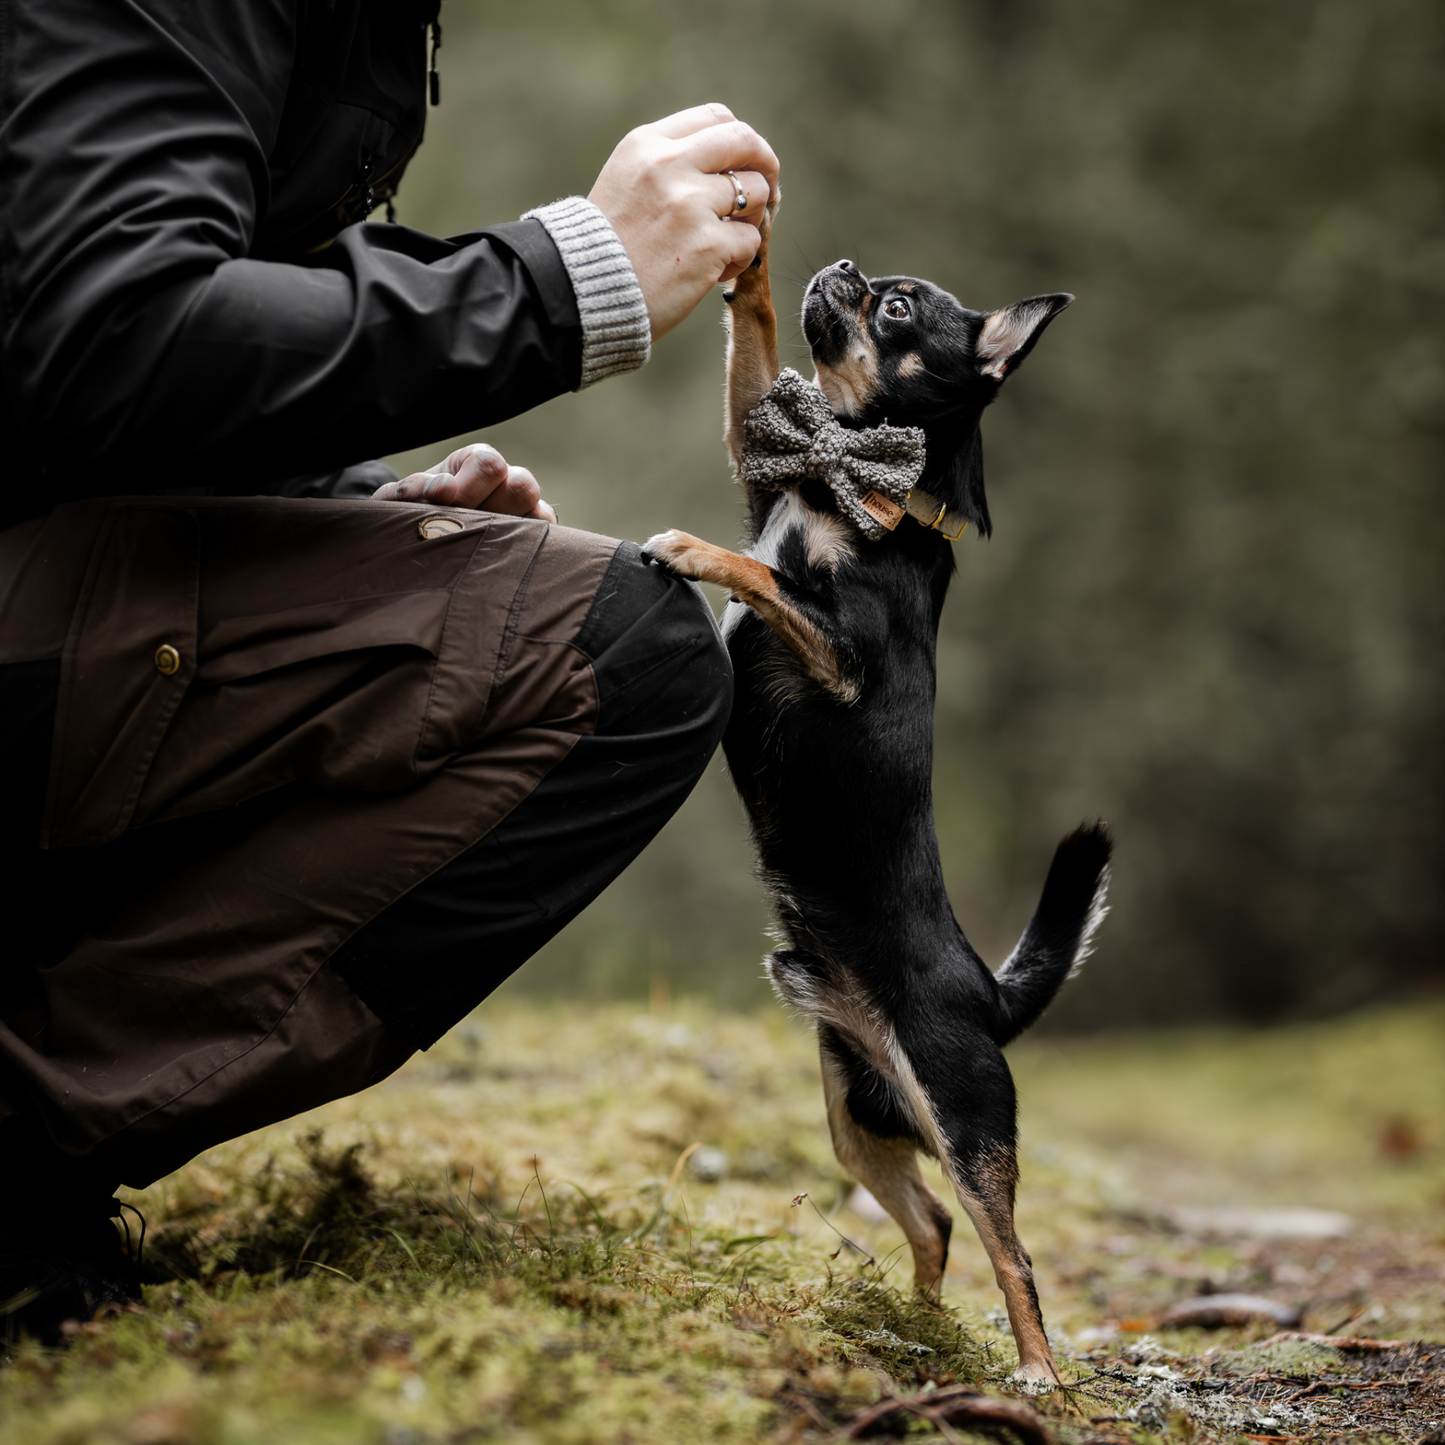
left=429, top=20, right=443, bottom=106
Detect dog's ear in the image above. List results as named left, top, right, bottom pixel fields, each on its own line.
left=975, top=293, right=1073, bottom=381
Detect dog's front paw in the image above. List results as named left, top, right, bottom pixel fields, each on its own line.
left=642, top=529, right=709, bottom=580
left=746, top=192, right=780, bottom=269
left=760, top=190, right=781, bottom=240
left=725, top=191, right=781, bottom=300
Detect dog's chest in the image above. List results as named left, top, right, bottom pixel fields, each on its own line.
left=748, top=490, right=856, bottom=577
left=721, top=491, right=859, bottom=696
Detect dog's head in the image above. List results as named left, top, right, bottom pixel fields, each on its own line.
left=802, top=260, right=1072, bottom=537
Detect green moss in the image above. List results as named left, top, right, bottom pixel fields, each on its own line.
left=2, top=1000, right=1440, bottom=1443
left=1219, top=1338, right=1345, bottom=1379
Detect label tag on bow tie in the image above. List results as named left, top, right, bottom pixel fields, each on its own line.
left=859, top=491, right=906, bottom=530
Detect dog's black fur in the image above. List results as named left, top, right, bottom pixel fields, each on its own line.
left=645, top=220, right=1111, bottom=1384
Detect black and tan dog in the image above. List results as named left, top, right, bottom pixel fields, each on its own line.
left=644, top=207, right=1111, bottom=1386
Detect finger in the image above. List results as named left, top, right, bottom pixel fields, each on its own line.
left=424, top=445, right=508, bottom=507
left=430, top=466, right=536, bottom=517
left=383, top=469, right=447, bottom=502
left=411, top=474, right=474, bottom=507
left=493, top=484, right=547, bottom=518
left=710, top=168, right=768, bottom=221
left=486, top=466, right=542, bottom=517
left=382, top=462, right=551, bottom=520
left=649, top=102, right=736, bottom=140
left=452, top=443, right=509, bottom=485
left=486, top=477, right=554, bottom=523
left=679, top=121, right=780, bottom=198
left=712, top=218, right=763, bottom=280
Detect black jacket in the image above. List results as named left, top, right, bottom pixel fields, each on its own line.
left=0, top=0, right=583, bottom=530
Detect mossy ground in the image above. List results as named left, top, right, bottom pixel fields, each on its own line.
left=2, top=997, right=1441, bottom=1444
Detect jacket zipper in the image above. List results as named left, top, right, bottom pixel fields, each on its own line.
left=313, top=18, right=440, bottom=239
left=428, top=20, right=443, bottom=106
left=324, top=151, right=410, bottom=234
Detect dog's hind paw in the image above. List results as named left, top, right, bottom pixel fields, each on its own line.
left=1009, top=1367, right=1060, bottom=1394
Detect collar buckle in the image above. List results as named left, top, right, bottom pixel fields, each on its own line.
left=930, top=508, right=970, bottom=542
left=905, top=488, right=969, bottom=541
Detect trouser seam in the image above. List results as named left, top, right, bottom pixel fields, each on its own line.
left=412, top=536, right=478, bottom=776
left=489, top=536, right=546, bottom=695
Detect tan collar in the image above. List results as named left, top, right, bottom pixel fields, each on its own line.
left=858, top=485, right=970, bottom=541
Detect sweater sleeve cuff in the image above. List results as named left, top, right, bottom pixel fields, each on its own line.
left=521, top=197, right=651, bottom=390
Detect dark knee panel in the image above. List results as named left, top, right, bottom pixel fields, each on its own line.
left=575, top=541, right=732, bottom=734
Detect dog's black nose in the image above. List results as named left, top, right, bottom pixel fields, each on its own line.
left=834, top=259, right=860, bottom=276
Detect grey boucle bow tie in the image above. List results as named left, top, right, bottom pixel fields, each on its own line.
left=740, top=368, right=927, bottom=541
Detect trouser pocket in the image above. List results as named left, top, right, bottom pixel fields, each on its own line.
left=42, top=503, right=200, bottom=849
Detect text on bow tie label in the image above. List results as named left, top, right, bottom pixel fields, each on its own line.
left=859, top=492, right=905, bottom=530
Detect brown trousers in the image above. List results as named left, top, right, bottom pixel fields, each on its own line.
left=0, top=497, right=728, bottom=1190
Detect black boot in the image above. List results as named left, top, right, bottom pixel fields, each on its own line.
left=0, top=1193, right=143, bottom=1346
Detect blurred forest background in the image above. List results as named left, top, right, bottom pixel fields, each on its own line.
left=385, top=0, right=1444, bottom=1028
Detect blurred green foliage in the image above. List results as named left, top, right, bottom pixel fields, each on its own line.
left=386, top=0, right=1444, bottom=1025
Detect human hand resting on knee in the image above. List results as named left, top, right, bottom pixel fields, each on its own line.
left=588, top=103, right=780, bottom=341
left=371, top=443, right=556, bottom=522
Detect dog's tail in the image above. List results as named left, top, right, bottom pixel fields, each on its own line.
left=990, top=823, right=1113, bottom=1047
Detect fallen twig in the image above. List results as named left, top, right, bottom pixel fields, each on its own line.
left=1085, top=1366, right=1145, bottom=1388
left=1320, top=1305, right=1367, bottom=1336
left=779, top=1388, right=831, bottom=1430
left=1158, top=1293, right=1300, bottom=1329
left=840, top=1385, right=1053, bottom=1444
left=792, top=1191, right=875, bottom=1268
left=1255, top=1330, right=1411, bottom=1353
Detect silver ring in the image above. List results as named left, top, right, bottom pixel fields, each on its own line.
left=722, top=169, right=748, bottom=213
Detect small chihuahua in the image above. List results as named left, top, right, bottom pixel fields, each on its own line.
left=645, top=205, right=1111, bottom=1386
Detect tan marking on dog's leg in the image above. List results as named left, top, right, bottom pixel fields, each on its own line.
left=642, top=529, right=853, bottom=699
left=820, top=1047, right=952, bottom=1301
left=950, top=1152, right=1059, bottom=1386
left=724, top=197, right=781, bottom=473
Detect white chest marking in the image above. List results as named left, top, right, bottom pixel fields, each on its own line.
left=749, top=491, right=856, bottom=574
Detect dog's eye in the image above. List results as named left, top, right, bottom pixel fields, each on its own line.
left=884, top=298, right=911, bottom=320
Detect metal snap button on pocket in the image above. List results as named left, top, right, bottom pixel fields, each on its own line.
left=418, top=515, right=466, bottom=540
left=154, top=644, right=181, bottom=675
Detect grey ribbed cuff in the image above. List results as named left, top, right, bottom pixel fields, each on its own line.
left=522, top=196, right=651, bottom=390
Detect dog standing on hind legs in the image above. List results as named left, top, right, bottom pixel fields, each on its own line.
left=645, top=201, right=1112, bottom=1386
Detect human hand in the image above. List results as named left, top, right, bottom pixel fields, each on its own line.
left=371, top=443, right=556, bottom=522
left=588, top=103, right=780, bottom=342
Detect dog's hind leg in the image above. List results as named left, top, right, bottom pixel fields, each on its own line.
left=901, top=1036, right=1059, bottom=1386
left=819, top=1030, right=953, bottom=1301
left=950, top=1143, right=1057, bottom=1385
